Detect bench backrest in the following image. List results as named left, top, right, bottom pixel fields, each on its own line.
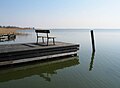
left=35, top=30, right=50, bottom=33
left=35, top=29, right=50, bottom=38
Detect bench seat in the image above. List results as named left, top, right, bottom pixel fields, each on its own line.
left=37, top=36, right=56, bottom=38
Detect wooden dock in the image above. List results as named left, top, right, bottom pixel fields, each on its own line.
left=0, top=34, right=16, bottom=42
left=0, top=42, right=79, bottom=66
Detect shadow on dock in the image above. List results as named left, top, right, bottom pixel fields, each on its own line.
left=0, top=56, right=80, bottom=82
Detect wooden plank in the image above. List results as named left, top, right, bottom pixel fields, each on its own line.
left=0, top=42, right=79, bottom=53
left=0, top=52, right=78, bottom=66
left=35, top=30, right=50, bottom=33
left=0, top=48, right=78, bottom=61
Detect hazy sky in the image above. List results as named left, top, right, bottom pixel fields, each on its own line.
left=0, top=0, right=120, bottom=28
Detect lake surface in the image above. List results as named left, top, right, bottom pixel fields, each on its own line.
left=0, top=29, right=120, bottom=88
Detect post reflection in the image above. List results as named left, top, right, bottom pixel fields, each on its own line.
left=0, top=56, right=80, bottom=82
left=89, top=51, right=95, bottom=71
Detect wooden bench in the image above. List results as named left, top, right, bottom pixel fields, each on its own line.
left=35, top=29, right=56, bottom=45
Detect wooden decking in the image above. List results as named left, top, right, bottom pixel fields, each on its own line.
left=0, top=42, right=79, bottom=66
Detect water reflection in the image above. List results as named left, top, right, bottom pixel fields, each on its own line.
left=89, top=51, right=95, bottom=71
left=0, top=56, right=79, bottom=82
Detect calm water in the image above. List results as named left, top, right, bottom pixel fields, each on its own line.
left=0, top=29, right=120, bottom=88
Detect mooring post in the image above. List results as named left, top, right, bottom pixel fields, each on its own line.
left=89, top=30, right=96, bottom=71
left=90, top=30, right=95, bottom=52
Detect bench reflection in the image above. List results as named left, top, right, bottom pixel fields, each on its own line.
left=0, top=56, right=80, bottom=82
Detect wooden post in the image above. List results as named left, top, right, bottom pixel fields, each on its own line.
left=89, top=30, right=96, bottom=71
left=90, top=30, right=95, bottom=52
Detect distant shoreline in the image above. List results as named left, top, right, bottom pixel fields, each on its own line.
left=0, top=28, right=32, bottom=35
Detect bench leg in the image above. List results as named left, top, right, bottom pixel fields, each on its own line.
left=47, top=38, right=49, bottom=46
left=53, top=38, right=55, bottom=45
left=42, top=37, right=44, bottom=43
left=36, top=37, right=38, bottom=44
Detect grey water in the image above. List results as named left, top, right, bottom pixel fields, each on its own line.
left=0, top=29, right=120, bottom=88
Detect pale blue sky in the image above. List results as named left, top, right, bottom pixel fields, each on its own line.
left=0, top=0, right=120, bottom=28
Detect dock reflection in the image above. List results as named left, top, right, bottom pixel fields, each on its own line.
left=0, top=56, right=80, bottom=82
